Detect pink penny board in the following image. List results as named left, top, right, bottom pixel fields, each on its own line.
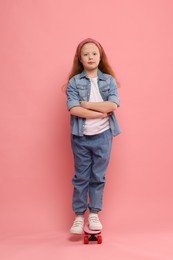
left=83, top=222, right=102, bottom=244
left=84, top=222, right=101, bottom=234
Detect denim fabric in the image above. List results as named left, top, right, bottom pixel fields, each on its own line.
left=67, top=69, right=121, bottom=136
left=71, top=129, right=113, bottom=214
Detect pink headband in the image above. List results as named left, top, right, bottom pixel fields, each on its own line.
left=77, top=38, right=102, bottom=59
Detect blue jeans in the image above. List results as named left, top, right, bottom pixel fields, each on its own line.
left=71, top=129, right=113, bottom=215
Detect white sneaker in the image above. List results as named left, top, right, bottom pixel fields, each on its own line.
left=70, top=216, right=84, bottom=234
left=88, top=213, right=103, bottom=230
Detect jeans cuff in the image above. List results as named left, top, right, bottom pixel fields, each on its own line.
left=75, top=211, right=86, bottom=215
left=89, top=208, right=100, bottom=214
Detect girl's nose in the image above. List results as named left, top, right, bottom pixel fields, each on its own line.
left=89, top=54, right=93, bottom=59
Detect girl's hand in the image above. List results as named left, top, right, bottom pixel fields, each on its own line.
left=80, top=101, right=89, bottom=109
left=101, top=113, right=108, bottom=118
left=102, top=112, right=112, bottom=118
left=107, top=112, right=112, bottom=116
left=101, top=112, right=112, bottom=118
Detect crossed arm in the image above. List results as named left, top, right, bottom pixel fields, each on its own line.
left=70, top=101, right=117, bottom=119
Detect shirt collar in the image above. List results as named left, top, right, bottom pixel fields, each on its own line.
left=79, top=69, right=106, bottom=80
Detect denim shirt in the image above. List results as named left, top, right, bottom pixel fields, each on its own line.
left=66, top=69, right=121, bottom=136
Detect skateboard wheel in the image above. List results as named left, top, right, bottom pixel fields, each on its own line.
left=84, top=235, right=89, bottom=244
left=97, top=235, right=102, bottom=244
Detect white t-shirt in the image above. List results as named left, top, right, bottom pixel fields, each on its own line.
left=83, top=77, right=110, bottom=135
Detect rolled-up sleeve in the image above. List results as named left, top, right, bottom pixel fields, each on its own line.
left=108, top=77, right=120, bottom=107
left=66, top=78, right=80, bottom=111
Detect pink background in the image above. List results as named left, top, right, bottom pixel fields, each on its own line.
left=0, top=0, right=173, bottom=259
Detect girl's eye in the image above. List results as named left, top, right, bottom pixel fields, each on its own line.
left=93, top=53, right=97, bottom=55
left=84, top=53, right=88, bottom=56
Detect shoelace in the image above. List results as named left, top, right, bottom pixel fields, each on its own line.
left=72, top=219, right=84, bottom=227
left=89, top=215, right=100, bottom=223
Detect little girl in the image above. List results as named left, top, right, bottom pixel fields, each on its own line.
left=65, top=38, right=121, bottom=234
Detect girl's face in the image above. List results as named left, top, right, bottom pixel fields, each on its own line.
left=80, top=43, right=101, bottom=72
